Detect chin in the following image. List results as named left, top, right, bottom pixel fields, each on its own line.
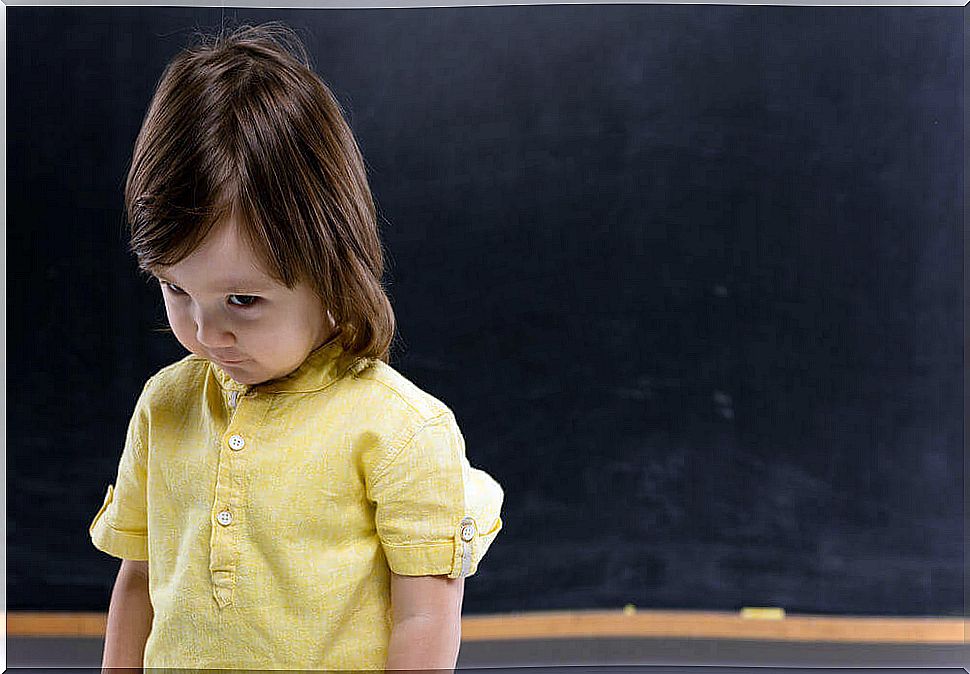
left=230, top=368, right=262, bottom=384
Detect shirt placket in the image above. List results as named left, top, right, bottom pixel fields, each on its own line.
left=210, top=385, right=254, bottom=608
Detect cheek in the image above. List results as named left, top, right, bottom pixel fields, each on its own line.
left=254, top=319, right=301, bottom=355
left=164, top=302, right=196, bottom=342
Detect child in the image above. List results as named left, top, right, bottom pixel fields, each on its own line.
left=88, top=21, right=504, bottom=671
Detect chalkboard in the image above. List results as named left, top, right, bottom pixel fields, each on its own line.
left=8, top=4, right=964, bottom=617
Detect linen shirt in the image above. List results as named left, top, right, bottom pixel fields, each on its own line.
left=88, top=338, right=504, bottom=670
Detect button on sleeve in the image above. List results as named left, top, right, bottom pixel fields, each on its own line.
left=368, top=411, right=504, bottom=579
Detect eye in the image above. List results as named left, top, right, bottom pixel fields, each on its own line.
left=228, top=294, right=259, bottom=308
left=162, top=281, right=185, bottom=295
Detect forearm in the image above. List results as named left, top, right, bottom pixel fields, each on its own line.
left=101, top=572, right=154, bottom=671
left=384, top=615, right=461, bottom=671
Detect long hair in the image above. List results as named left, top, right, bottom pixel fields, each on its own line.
left=125, top=21, right=395, bottom=367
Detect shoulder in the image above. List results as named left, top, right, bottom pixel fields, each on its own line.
left=340, top=359, right=461, bottom=467
left=115, top=354, right=205, bottom=445
left=345, top=358, right=454, bottom=425
left=349, top=360, right=468, bottom=488
left=136, top=354, right=209, bottom=409
left=143, top=353, right=207, bottom=388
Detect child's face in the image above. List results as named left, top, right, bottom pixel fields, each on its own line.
left=151, top=215, right=335, bottom=386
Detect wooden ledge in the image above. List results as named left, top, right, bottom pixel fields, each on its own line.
left=7, top=609, right=967, bottom=643
left=459, top=609, right=968, bottom=643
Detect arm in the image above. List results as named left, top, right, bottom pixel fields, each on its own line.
left=384, top=572, right=465, bottom=671
left=101, top=559, right=153, bottom=672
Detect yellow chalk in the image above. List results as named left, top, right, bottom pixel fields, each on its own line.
left=622, top=603, right=637, bottom=615
left=740, top=607, right=786, bottom=620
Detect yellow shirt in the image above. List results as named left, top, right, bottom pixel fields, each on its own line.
left=88, top=338, right=504, bottom=670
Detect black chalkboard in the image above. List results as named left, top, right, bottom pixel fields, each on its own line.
left=8, top=4, right=964, bottom=617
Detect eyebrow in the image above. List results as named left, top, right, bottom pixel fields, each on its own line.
left=152, top=272, right=273, bottom=294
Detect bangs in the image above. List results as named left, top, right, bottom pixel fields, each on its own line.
left=124, top=21, right=396, bottom=364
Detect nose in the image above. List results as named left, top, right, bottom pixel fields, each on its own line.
left=193, top=306, right=235, bottom=349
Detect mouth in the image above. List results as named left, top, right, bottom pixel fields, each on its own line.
left=214, top=357, right=248, bottom=365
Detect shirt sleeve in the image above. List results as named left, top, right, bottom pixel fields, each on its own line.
left=88, top=376, right=154, bottom=561
left=368, top=410, right=504, bottom=579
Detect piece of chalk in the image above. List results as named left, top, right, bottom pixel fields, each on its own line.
left=740, top=607, right=786, bottom=619
left=622, top=603, right=637, bottom=615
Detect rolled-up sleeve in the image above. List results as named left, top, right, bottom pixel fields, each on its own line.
left=368, top=410, right=504, bottom=579
left=89, top=378, right=153, bottom=560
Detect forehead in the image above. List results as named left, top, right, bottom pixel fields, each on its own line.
left=154, top=217, right=279, bottom=291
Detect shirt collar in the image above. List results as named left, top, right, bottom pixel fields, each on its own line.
left=209, top=332, right=363, bottom=394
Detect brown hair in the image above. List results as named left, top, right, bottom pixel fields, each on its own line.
left=125, top=20, right=395, bottom=366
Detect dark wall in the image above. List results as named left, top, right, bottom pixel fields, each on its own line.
left=9, top=4, right=964, bottom=616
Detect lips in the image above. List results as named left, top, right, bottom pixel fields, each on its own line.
left=213, top=355, right=247, bottom=365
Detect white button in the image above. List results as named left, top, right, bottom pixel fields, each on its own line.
left=460, top=518, right=476, bottom=542
left=216, top=510, right=233, bottom=526
left=228, top=434, right=245, bottom=450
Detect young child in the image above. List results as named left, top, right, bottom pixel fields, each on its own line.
left=88, top=21, right=504, bottom=671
